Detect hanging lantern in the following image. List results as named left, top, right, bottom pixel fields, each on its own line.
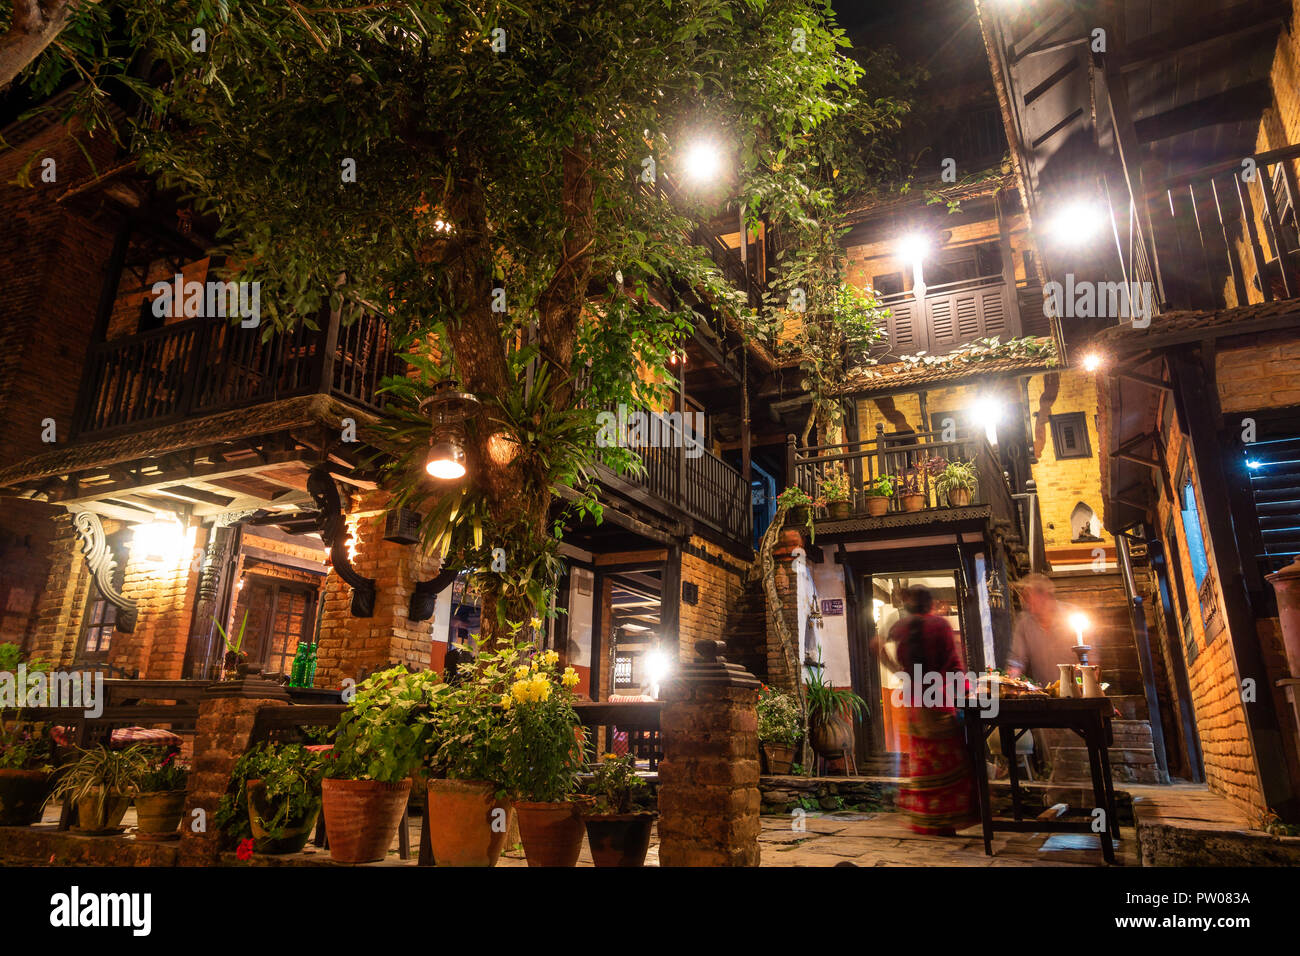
left=418, top=383, right=482, bottom=482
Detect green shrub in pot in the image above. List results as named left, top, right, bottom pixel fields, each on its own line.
left=804, top=660, right=867, bottom=762
left=322, top=666, right=447, bottom=863
left=133, top=750, right=190, bottom=840
left=216, top=742, right=326, bottom=854
left=47, top=745, right=149, bottom=832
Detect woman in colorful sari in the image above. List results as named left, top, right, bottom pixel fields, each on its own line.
left=886, top=585, right=977, bottom=835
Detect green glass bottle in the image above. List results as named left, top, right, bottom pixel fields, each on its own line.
left=305, top=643, right=318, bottom=687
left=290, top=642, right=308, bottom=687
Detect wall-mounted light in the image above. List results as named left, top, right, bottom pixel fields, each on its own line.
left=970, top=395, right=1003, bottom=445
left=132, top=514, right=187, bottom=564
left=1047, top=200, right=1106, bottom=246
left=645, top=648, right=672, bottom=697
left=897, top=233, right=930, bottom=264
left=1081, top=351, right=1104, bottom=372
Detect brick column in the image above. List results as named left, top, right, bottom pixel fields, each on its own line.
left=315, top=491, right=440, bottom=688
left=178, top=678, right=290, bottom=865
left=658, top=639, right=762, bottom=867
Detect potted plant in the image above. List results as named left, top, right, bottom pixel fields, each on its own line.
left=323, top=666, right=447, bottom=864
left=863, top=474, right=896, bottom=517
left=214, top=611, right=252, bottom=679
left=426, top=653, right=516, bottom=867
left=47, top=745, right=149, bottom=833
left=934, top=458, right=978, bottom=507
left=133, top=750, right=190, bottom=841
left=819, top=469, right=852, bottom=520
left=0, top=721, right=55, bottom=826
left=581, top=753, right=655, bottom=867
left=498, top=643, right=590, bottom=867
left=804, top=660, right=867, bottom=765
left=898, top=467, right=927, bottom=512
left=757, top=684, right=802, bottom=774
left=778, top=485, right=817, bottom=529
left=216, top=742, right=327, bottom=855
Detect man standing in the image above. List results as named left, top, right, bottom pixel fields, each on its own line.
left=1007, top=574, right=1082, bottom=686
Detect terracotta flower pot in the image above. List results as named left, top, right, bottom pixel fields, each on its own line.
left=515, top=800, right=587, bottom=867
left=247, top=779, right=321, bottom=854
left=0, top=769, right=51, bottom=826
left=425, top=779, right=513, bottom=867
left=321, top=777, right=411, bottom=864
left=134, top=790, right=187, bottom=841
left=74, top=788, right=130, bottom=833
left=827, top=501, right=850, bottom=520
left=901, top=492, right=925, bottom=513
left=947, top=487, right=972, bottom=507
left=583, top=812, right=655, bottom=867
left=865, top=495, right=890, bottom=516
left=762, top=743, right=796, bottom=775
left=810, top=713, right=855, bottom=760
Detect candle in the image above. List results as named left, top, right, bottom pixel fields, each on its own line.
left=1068, top=611, right=1089, bottom=646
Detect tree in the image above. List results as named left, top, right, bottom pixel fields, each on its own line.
left=24, top=0, right=908, bottom=643
left=0, top=0, right=102, bottom=90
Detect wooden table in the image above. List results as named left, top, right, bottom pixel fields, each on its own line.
left=960, top=696, right=1120, bottom=864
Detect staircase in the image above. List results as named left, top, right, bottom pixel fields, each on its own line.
left=1043, top=570, right=1168, bottom=785
left=724, top=578, right=769, bottom=681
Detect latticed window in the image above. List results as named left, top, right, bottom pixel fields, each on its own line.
left=78, top=583, right=116, bottom=663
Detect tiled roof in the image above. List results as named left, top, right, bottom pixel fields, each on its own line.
left=840, top=172, right=1014, bottom=222
left=837, top=342, right=1057, bottom=394
left=0, top=394, right=374, bottom=489
left=1091, top=299, right=1300, bottom=353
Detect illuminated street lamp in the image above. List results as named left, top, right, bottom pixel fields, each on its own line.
left=1047, top=200, right=1107, bottom=246
left=681, top=140, right=723, bottom=182
left=970, top=394, right=1003, bottom=445
left=1081, top=351, right=1104, bottom=372
left=898, top=233, right=930, bottom=299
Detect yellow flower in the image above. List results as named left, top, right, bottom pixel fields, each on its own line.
left=529, top=616, right=543, bottom=630
left=532, top=677, right=551, bottom=701
left=543, top=650, right=560, bottom=667
left=513, top=665, right=531, bottom=681
left=499, top=694, right=514, bottom=710
left=510, top=678, right=532, bottom=703
left=561, top=667, right=580, bottom=688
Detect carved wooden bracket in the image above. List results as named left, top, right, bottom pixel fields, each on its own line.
left=73, top=512, right=138, bottom=633
left=408, top=566, right=458, bottom=622
left=307, top=466, right=377, bottom=618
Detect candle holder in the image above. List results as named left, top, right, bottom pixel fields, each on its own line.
left=1071, top=643, right=1092, bottom=667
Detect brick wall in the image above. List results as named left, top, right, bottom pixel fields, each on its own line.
left=314, top=491, right=441, bottom=688
left=1027, top=369, right=1115, bottom=558
left=0, top=116, right=117, bottom=653
left=114, top=521, right=204, bottom=680
left=679, top=537, right=747, bottom=661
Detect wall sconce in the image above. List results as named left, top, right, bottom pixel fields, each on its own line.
left=419, top=383, right=481, bottom=481
left=132, top=514, right=186, bottom=564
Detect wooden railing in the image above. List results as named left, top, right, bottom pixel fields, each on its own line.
left=1153, top=142, right=1300, bottom=311
left=789, top=426, right=1018, bottom=528
left=612, top=410, right=752, bottom=546
left=72, top=303, right=404, bottom=438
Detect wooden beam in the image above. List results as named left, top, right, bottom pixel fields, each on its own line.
left=1134, top=81, right=1272, bottom=145
left=1112, top=0, right=1290, bottom=73
left=150, top=484, right=236, bottom=507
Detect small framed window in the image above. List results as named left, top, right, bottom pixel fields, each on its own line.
left=1050, top=412, right=1092, bottom=459
left=78, top=583, right=117, bottom=663
left=872, top=272, right=904, bottom=297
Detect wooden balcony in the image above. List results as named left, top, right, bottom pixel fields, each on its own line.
left=72, top=305, right=404, bottom=439
left=789, top=427, right=1020, bottom=533
left=1153, top=142, right=1300, bottom=311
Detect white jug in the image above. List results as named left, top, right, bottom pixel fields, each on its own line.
left=1057, top=663, right=1077, bottom=698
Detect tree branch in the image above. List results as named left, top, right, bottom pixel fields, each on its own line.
left=0, top=0, right=98, bottom=91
